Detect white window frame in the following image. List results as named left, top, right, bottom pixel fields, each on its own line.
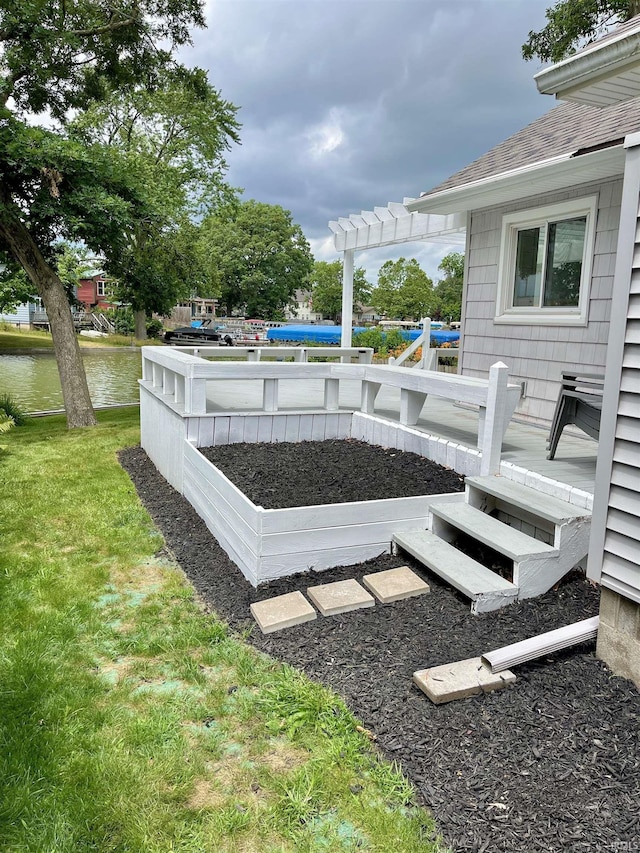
left=96, top=279, right=106, bottom=297
left=495, top=196, right=597, bottom=326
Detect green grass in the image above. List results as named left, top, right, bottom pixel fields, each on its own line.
left=0, top=409, right=444, bottom=852
left=0, top=327, right=157, bottom=350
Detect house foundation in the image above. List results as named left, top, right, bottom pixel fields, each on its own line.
left=596, top=589, right=640, bottom=690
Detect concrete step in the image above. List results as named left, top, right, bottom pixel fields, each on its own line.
left=429, top=501, right=558, bottom=562
left=465, top=476, right=591, bottom=525
left=393, top=529, right=518, bottom=614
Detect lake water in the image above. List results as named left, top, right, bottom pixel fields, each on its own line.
left=0, top=349, right=142, bottom=412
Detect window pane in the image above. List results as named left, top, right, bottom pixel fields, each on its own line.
left=543, top=217, right=585, bottom=307
left=512, top=227, right=544, bottom=307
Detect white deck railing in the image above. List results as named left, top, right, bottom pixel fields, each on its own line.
left=164, top=345, right=373, bottom=364
left=141, top=347, right=521, bottom=475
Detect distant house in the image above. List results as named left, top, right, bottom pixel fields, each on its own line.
left=0, top=301, right=41, bottom=327
left=76, top=270, right=114, bottom=311
left=284, top=289, right=324, bottom=323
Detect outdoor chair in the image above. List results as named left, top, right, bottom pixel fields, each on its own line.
left=547, top=371, right=604, bottom=460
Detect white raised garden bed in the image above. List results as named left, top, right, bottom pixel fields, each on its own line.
left=183, top=436, right=463, bottom=586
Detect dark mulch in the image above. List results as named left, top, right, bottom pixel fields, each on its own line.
left=199, top=439, right=465, bottom=508
left=119, top=443, right=640, bottom=853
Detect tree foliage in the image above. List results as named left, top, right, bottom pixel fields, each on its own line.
left=0, top=243, right=91, bottom=313
left=70, top=70, right=240, bottom=335
left=522, top=0, right=640, bottom=63
left=370, top=258, right=434, bottom=320
left=308, top=260, right=371, bottom=321
left=432, top=252, right=464, bottom=322
left=199, top=201, right=314, bottom=319
left=0, top=0, right=213, bottom=427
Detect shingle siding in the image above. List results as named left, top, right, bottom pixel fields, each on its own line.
left=460, top=178, right=620, bottom=426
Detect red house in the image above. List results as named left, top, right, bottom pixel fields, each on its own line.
left=76, top=272, right=115, bottom=311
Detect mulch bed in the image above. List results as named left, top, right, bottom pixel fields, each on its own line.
left=119, top=442, right=640, bottom=853
left=198, top=439, right=466, bottom=508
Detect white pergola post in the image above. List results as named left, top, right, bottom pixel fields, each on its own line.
left=340, top=249, right=354, bottom=348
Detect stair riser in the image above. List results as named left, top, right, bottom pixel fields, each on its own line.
left=466, top=492, right=556, bottom=546
left=515, top=520, right=591, bottom=598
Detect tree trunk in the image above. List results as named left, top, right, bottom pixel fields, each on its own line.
left=0, top=202, right=96, bottom=428
left=134, top=308, right=147, bottom=340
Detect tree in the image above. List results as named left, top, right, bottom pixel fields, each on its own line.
left=0, top=243, right=91, bottom=313
left=0, top=266, right=37, bottom=314
left=370, top=258, right=434, bottom=320
left=200, top=201, right=314, bottom=319
left=70, top=71, right=240, bottom=338
left=308, top=260, right=371, bottom=322
left=522, top=0, right=640, bottom=63
left=0, top=0, right=210, bottom=427
left=433, top=252, right=464, bottom=322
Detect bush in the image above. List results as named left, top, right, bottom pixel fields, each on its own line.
left=0, top=394, right=29, bottom=426
left=146, top=318, right=164, bottom=339
left=353, top=327, right=409, bottom=358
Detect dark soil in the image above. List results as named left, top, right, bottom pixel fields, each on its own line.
left=119, top=443, right=640, bottom=853
left=199, top=439, right=465, bottom=508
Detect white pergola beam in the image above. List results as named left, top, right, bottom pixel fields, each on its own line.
left=330, top=201, right=465, bottom=253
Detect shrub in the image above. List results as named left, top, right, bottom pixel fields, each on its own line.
left=0, top=394, right=28, bottom=426
left=145, top=318, right=164, bottom=339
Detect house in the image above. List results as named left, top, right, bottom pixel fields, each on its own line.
left=406, top=20, right=640, bottom=687
left=76, top=270, right=113, bottom=311
left=405, top=97, right=640, bottom=427
left=327, top=17, right=640, bottom=688
left=0, top=301, right=42, bottom=327
left=283, top=289, right=322, bottom=323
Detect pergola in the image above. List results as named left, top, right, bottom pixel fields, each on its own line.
left=328, top=198, right=466, bottom=346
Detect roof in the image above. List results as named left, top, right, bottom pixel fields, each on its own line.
left=535, top=14, right=640, bottom=105
left=407, top=97, right=640, bottom=215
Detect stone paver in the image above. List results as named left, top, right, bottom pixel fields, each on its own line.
left=413, top=657, right=516, bottom=704
left=307, top=578, right=375, bottom=617
left=250, top=591, right=316, bottom=634
left=363, top=565, right=430, bottom=604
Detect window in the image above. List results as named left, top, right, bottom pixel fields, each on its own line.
left=96, top=279, right=106, bottom=297
left=495, top=196, right=597, bottom=325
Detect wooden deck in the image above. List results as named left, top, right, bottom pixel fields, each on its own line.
left=202, top=377, right=597, bottom=496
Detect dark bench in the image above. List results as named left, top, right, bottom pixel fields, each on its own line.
left=547, top=371, right=604, bottom=460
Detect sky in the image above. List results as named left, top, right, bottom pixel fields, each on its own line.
left=185, top=0, right=557, bottom=283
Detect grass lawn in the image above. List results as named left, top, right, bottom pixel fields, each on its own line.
left=0, top=326, right=156, bottom=349
left=0, top=408, right=442, bottom=852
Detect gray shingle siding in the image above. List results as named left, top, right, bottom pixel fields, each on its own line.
left=460, top=177, right=621, bottom=426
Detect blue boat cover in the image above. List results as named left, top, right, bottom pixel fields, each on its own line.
left=265, top=324, right=459, bottom=346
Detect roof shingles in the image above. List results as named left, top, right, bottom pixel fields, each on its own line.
left=422, top=97, right=640, bottom=198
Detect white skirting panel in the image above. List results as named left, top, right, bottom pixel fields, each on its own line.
left=140, top=384, right=187, bottom=492
left=186, top=411, right=353, bottom=447
left=181, top=437, right=463, bottom=586
left=350, top=412, right=483, bottom=478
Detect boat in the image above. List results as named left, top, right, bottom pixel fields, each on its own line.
left=164, top=319, right=236, bottom=346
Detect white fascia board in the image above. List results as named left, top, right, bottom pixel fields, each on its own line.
left=406, top=146, right=625, bottom=216
left=535, top=27, right=640, bottom=101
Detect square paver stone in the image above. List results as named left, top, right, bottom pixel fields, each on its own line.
left=250, top=591, right=316, bottom=634
left=363, top=565, right=430, bottom=604
left=307, top=579, right=375, bottom=617
left=413, top=657, right=516, bottom=705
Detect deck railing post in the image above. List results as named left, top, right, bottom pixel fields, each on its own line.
left=184, top=371, right=207, bottom=415
left=263, top=378, right=279, bottom=412
left=480, top=361, right=510, bottom=476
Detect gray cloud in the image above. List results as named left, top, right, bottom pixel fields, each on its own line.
left=187, top=0, right=555, bottom=281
